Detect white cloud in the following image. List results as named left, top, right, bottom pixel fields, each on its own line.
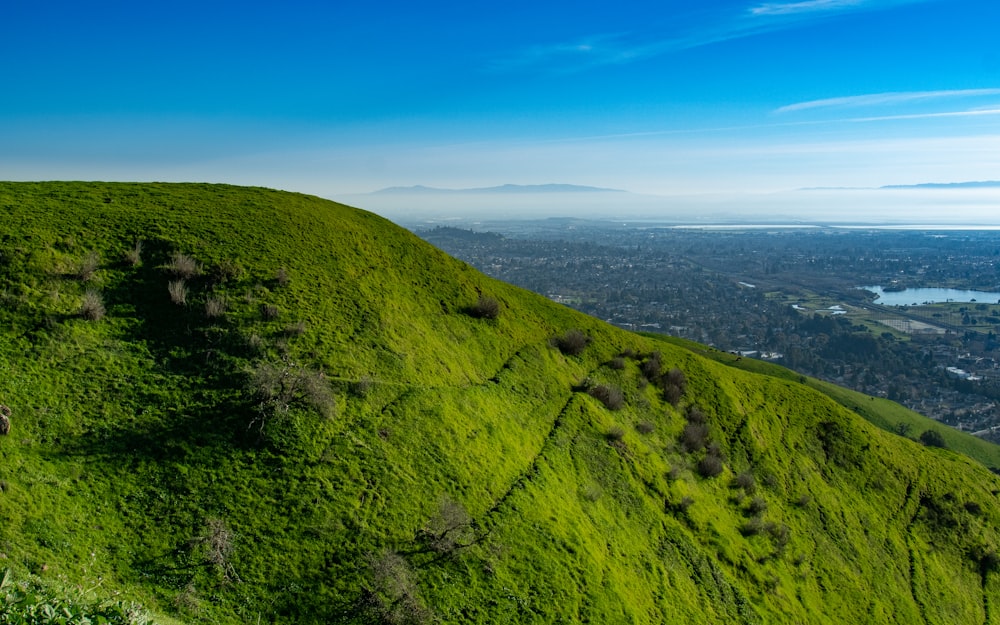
left=777, top=89, right=1000, bottom=113
left=749, top=0, right=864, bottom=16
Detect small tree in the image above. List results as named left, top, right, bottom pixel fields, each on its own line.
left=920, top=429, right=947, bottom=448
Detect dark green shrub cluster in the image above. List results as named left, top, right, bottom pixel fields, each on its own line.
left=589, top=384, right=624, bottom=410
left=920, top=429, right=947, bottom=448
left=732, top=472, right=756, bottom=494
left=634, top=351, right=688, bottom=405
left=697, top=451, right=724, bottom=478
left=606, top=426, right=626, bottom=442
left=554, top=329, right=591, bottom=356
left=468, top=294, right=501, bottom=319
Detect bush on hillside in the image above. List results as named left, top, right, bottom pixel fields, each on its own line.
left=167, top=251, right=200, bottom=278
left=468, top=294, right=501, bottom=319
left=361, top=551, right=432, bottom=625
left=205, top=295, right=227, bottom=319
left=554, top=329, right=591, bottom=356
left=698, top=453, right=724, bottom=478
left=589, top=384, right=624, bottom=410
left=248, top=360, right=336, bottom=436
left=80, top=289, right=106, bottom=320
left=168, top=280, right=188, bottom=305
left=732, top=472, right=756, bottom=493
left=681, top=422, right=709, bottom=453
left=123, top=240, right=142, bottom=267
left=418, top=498, right=475, bottom=555
left=920, top=429, right=947, bottom=448
left=76, top=250, right=100, bottom=281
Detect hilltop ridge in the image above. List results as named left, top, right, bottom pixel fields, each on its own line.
left=2, top=182, right=1000, bottom=624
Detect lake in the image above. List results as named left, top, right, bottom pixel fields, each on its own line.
left=861, top=286, right=1000, bottom=306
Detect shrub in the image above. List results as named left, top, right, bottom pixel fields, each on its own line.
left=124, top=240, right=142, bottom=266
left=363, top=551, right=431, bottom=625
left=249, top=360, right=336, bottom=427
left=664, top=367, right=688, bottom=405
left=680, top=422, right=709, bottom=453
left=284, top=320, right=307, bottom=336
left=76, top=250, right=100, bottom=281
left=191, top=518, right=238, bottom=582
left=80, top=289, right=105, bottom=320
left=686, top=406, right=707, bottom=424
left=732, top=472, right=756, bottom=493
left=274, top=267, right=290, bottom=287
left=211, top=259, right=243, bottom=284
left=697, top=453, right=724, bottom=478
left=260, top=303, right=280, bottom=320
left=740, top=517, right=765, bottom=536
left=609, top=356, right=625, bottom=370
left=555, top=329, right=591, bottom=356
left=205, top=295, right=227, bottom=319
left=606, top=426, right=626, bottom=442
left=673, top=496, right=694, bottom=513
left=167, top=252, right=200, bottom=278
left=589, top=384, right=624, bottom=410
left=640, top=352, right=662, bottom=380
left=920, top=429, right=947, bottom=448
left=168, top=280, right=188, bottom=305
left=636, top=420, right=655, bottom=434
left=418, top=498, right=474, bottom=555
left=469, top=294, right=501, bottom=319
left=747, top=496, right=769, bottom=516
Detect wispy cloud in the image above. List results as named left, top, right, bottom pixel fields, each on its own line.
left=776, top=89, right=1000, bottom=113
left=749, top=0, right=864, bottom=16
left=492, top=0, right=938, bottom=74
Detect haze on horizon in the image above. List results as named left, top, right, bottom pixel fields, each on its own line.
left=2, top=0, right=999, bottom=223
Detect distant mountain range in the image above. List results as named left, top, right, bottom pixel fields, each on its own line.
left=371, top=183, right=626, bottom=195
left=879, top=181, right=1000, bottom=190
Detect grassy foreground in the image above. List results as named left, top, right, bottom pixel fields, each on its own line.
left=2, top=182, right=1000, bottom=624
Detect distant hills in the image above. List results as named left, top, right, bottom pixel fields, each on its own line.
left=371, top=183, right=626, bottom=195
left=880, top=180, right=1000, bottom=189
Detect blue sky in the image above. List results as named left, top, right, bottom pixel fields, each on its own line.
left=3, top=0, right=999, bottom=220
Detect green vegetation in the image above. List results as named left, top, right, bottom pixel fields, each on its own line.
left=662, top=334, right=1000, bottom=470
left=3, top=182, right=1000, bottom=624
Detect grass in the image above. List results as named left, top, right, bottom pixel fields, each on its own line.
left=2, top=182, right=1000, bottom=624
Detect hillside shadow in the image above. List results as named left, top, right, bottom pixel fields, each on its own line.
left=62, top=237, right=268, bottom=458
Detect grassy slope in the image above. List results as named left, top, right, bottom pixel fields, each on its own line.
left=658, top=334, right=1000, bottom=469
left=2, top=182, right=1000, bottom=624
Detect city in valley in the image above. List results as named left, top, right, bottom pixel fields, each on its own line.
left=418, top=221, right=1000, bottom=443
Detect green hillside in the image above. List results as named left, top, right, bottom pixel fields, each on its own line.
left=658, top=334, right=1000, bottom=470
left=2, top=182, right=1000, bottom=624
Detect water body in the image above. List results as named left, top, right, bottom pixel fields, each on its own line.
left=861, top=286, right=1000, bottom=306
